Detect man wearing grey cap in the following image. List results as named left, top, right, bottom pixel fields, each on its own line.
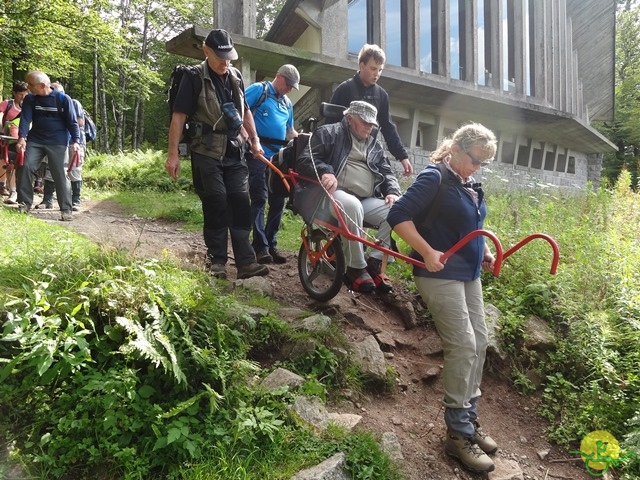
left=294, top=100, right=401, bottom=293
left=245, top=64, right=300, bottom=265
left=166, top=28, right=269, bottom=280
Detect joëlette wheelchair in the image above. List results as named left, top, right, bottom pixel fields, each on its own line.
left=257, top=103, right=560, bottom=302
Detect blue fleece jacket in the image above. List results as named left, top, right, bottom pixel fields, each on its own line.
left=387, top=165, right=486, bottom=281
left=18, top=90, right=80, bottom=145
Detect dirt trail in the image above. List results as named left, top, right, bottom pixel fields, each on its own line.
left=28, top=198, right=596, bottom=480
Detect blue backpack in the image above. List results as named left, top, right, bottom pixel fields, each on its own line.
left=83, top=110, right=97, bottom=142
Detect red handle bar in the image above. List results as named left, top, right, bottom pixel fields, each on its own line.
left=503, top=233, right=560, bottom=274
left=288, top=170, right=559, bottom=276
left=256, top=153, right=290, bottom=192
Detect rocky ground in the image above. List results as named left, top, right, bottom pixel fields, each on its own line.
left=12, top=197, right=606, bottom=480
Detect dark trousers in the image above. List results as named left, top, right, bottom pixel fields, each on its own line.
left=247, top=153, right=286, bottom=253
left=191, top=150, right=255, bottom=267
left=17, top=143, right=71, bottom=211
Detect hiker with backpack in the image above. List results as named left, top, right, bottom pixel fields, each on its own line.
left=15, top=71, right=80, bottom=221
left=0, top=81, right=29, bottom=204
left=245, top=64, right=300, bottom=265
left=327, top=44, right=413, bottom=177
left=165, top=29, right=269, bottom=281
left=387, top=123, right=498, bottom=474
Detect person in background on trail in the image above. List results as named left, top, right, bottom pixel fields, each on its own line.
left=0, top=81, right=29, bottom=204
left=387, top=123, right=498, bottom=474
left=327, top=43, right=413, bottom=178
left=295, top=100, right=401, bottom=294
left=246, top=64, right=300, bottom=265
left=36, top=83, right=86, bottom=211
left=15, top=71, right=80, bottom=221
left=165, top=28, right=269, bottom=281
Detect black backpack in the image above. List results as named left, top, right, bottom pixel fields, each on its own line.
left=167, top=64, right=202, bottom=142
left=268, top=132, right=311, bottom=217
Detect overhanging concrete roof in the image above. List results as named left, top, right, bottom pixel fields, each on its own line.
left=167, top=26, right=616, bottom=154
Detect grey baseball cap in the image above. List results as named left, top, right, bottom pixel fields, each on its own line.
left=277, top=64, right=300, bottom=90
left=344, top=100, right=378, bottom=126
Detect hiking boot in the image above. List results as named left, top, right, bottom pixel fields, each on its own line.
left=206, top=263, right=227, bottom=279
left=35, top=201, right=53, bottom=209
left=344, top=267, right=375, bottom=293
left=3, top=191, right=17, bottom=204
left=256, top=250, right=273, bottom=264
left=60, top=211, right=73, bottom=222
left=237, top=262, right=269, bottom=279
left=269, top=248, right=287, bottom=264
left=72, top=202, right=81, bottom=212
left=471, top=421, right=498, bottom=454
left=366, top=257, right=393, bottom=293
left=445, top=431, right=495, bottom=473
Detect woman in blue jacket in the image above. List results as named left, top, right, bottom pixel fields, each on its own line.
left=387, top=123, right=498, bottom=473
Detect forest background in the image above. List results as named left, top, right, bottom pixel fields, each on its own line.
left=1, top=0, right=639, bottom=188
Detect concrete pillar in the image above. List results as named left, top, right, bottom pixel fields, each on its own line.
left=461, top=0, right=478, bottom=83
left=214, top=0, right=256, bottom=38
left=398, top=109, right=420, bottom=150
left=566, top=17, right=574, bottom=113
left=525, top=137, right=535, bottom=168
left=319, top=0, right=349, bottom=58
left=572, top=50, right=579, bottom=115
left=532, top=0, right=547, bottom=100
left=552, top=0, right=561, bottom=109
left=371, top=0, right=385, bottom=48
left=486, top=0, right=503, bottom=90
left=403, top=0, right=419, bottom=69
left=545, top=0, right=555, bottom=105
left=558, top=0, right=567, bottom=111
left=496, top=131, right=505, bottom=164
left=513, top=0, right=527, bottom=95
left=433, top=0, right=450, bottom=77
left=551, top=144, right=560, bottom=172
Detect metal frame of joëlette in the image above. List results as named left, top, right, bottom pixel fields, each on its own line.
left=256, top=153, right=560, bottom=276
left=0, top=135, right=24, bottom=167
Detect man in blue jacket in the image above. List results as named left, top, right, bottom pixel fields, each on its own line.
left=15, top=71, right=80, bottom=221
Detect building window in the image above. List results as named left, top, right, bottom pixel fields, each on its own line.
left=420, top=0, right=433, bottom=73
left=477, top=0, right=486, bottom=85
left=503, top=0, right=511, bottom=92
left=386, top=0, right=402, bottom=65
left=526, top=0, right=534, bottom=96
left=348, top=0, right=368, bottom=55
left=450, top=0, right=460, bottom=79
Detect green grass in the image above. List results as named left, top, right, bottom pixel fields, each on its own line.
left=0, top=182, right=401, bottom=479
left=3, top=149, right=640, bottom=478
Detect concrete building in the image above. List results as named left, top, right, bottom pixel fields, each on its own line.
left=167, top=0, right=617, bottom=190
